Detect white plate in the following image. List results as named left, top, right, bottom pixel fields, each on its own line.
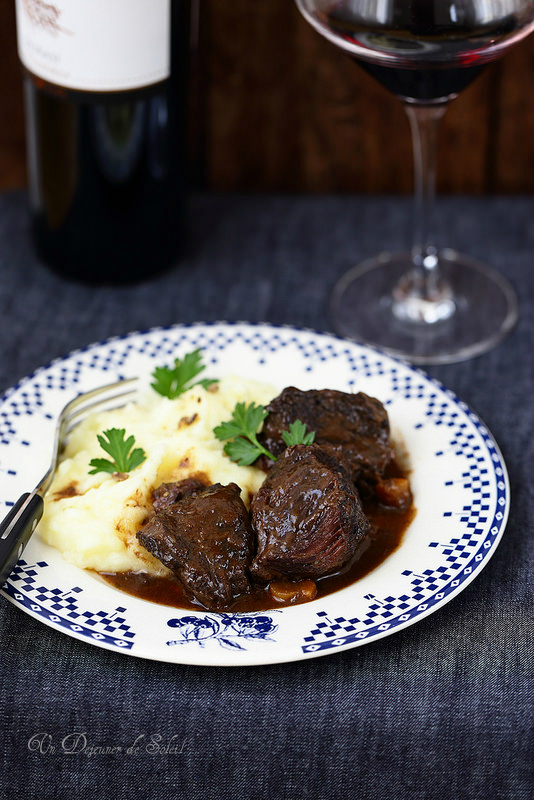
left=0, top=322, right=509, bottom=666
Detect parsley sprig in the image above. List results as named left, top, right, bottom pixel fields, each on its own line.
left=281, top=419, right=316, bottom=447
left=151, top=348, right=218, bottom=400
left=89, top=428, right=147, bottom=475
left=213, top=402, right=315, bottom=467
left=214, top=402, right=275, bottom=466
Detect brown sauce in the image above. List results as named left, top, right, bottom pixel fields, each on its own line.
left=53, top=482, right=80, bottom=500
left=99, top=494, right=416, bottom=613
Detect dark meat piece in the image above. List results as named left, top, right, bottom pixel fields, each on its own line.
left=257, top=387, right=393, bottom=493
left=152, top=477, right=208, bottom=512
left=137, top=482, right=254, bottom=610
left=250, top=444, right=370, bottom=582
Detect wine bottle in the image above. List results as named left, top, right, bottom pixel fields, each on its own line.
left=15, top=0, right=192, bottom=284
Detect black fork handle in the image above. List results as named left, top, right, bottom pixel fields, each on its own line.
left=0, top=493, right=44, bottom=585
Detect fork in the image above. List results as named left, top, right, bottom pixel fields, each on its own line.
left=0, top=377, right=139, bottom=585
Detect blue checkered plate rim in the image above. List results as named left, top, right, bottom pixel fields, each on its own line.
left=0, top=322, right=509, bottom=666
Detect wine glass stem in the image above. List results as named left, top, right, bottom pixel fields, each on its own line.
left=393, top=101, right=455, bottom=324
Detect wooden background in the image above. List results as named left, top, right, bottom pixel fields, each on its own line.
left=2, top=0, right=534, bottom=195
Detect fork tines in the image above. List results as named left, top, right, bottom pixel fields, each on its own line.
left=62, top=377, right=140, bottom=438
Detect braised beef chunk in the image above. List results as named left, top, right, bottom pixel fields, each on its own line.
left=257, top=387, right=393, bottom=492
left=152, top=477, right=208, bottom=512
left=137, top=483, right=254, bottom=610
left=250, top=444, right=370, bottom=582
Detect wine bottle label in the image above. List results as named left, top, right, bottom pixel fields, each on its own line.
left=15, top=0, right=171, bottom=92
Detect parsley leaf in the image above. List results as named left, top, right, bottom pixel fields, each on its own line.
left=88, top=428, right=147, bottom=475
left=281, top=419, right=316, bottom=447
left=213, top=401, right=276, bottom=466
left=213, top=404, right=316, bottom=467
left=151, top=348, right=218, bottom=400
left=222, top=436, right=266, bottom=467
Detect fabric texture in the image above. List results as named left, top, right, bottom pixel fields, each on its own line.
left=0, top=191, right=532, bottom=799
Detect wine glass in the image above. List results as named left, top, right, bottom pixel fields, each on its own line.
left=295, top=0, right=534, bottom=363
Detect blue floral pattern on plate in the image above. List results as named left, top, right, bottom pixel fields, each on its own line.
left=0, top=322, right=510, bottom=666
left=166, top=613, right=280, bottom=651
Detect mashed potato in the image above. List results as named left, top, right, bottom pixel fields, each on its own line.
left=39, top=376, right=276, bottom=575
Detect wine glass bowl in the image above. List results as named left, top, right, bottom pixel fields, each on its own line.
left=296, top=0, right=534, bottom=363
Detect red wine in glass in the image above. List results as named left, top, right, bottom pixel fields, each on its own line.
left=296, top=0, right=534, bottom=363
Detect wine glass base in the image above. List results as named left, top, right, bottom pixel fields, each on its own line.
left=329, top=249, right=518, bottom=365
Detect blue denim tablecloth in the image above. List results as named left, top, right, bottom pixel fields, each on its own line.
left=0, top=191, right=532, bottom=799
